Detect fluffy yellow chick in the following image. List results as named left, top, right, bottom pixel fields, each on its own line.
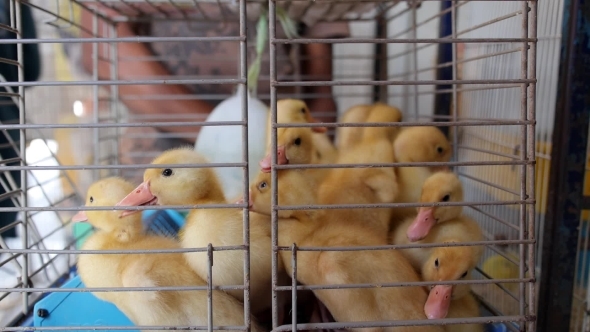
left=266, top=99, right=337, bottom=165
left=115, top=148, right=288, bottom=319
left=259, top=125, right=330, bottom=188
left=391, top=126, right=452, bottom=222
left=389, top=172, right=483, bottom=329
left=249, top=169, right=444, bottom=332
left=317, top=104, right=401, bottom=238
left=76, top=177, right=261, bottom=332
left=335, top=103, right=403, bottom=154
left=421, top=247, right=483, bottom=332
left=335, top=104, right=372, bottom=151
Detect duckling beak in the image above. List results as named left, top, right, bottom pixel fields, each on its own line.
left=406, top=207, right=436, bottom=242
left=235, top=190, right=254, bottom=210
left=259, top=146, right=288, bottom=173
left=307, top=115, right=327, bottom=133
left=116, top=180, right=158, bottom=218
left=72, top=210, right=88, bottom=223
left=424, top=285, right=453, bottom=319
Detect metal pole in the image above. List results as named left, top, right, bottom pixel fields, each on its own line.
left=537, top=0, right=590, bottom=330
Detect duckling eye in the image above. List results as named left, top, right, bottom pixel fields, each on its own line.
left=162, top=168, right=173, bottom=177
left=258, top=181, right=268, bottom=190
left=437, top=146, right=444, bottom=154
left=294, top=138, right=302, bottom=146
left=461, top=271, right=468, bottom=278
left=434, top=258, right=439, bottom=268
left=441, top=194, right=450, bottom=202
left=300, top=108, right=306, bottom=114
left=89, top=196, right=94, bottom=203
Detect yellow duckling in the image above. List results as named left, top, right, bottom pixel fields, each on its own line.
left=249, top=169, right=444, bottom=332
left=76, top=177, right=262, bottom=332
left=317, top=104, right=401, bottom=237
left=391, top=126, right=452, bottom=223
left=115, top=148, right=289, bottom=320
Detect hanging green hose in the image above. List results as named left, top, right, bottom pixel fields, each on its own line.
left=247, top=5, right=299, bottom=96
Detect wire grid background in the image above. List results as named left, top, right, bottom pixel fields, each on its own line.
left=0, top=0, right=547, bottom=330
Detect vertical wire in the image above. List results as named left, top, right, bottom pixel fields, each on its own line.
left=14, top=0, right=28, bottom=313
left=269, top=0, right=280, bottom=328
left=451, top=1, right=459, bottom=163
left=92, top=11, right=99, bottom=181
left=291, top=244, right=297, bottom=332
left=526, top=1, right=537, bottom=331
left=239, top=0, right=251, bottom=328
left=109, top=23, right=120, bottom=176
left=519, top=0, right=530, bottom=325
left=411, top=2, right=419, bottom=118
left=207, top=244, right=213, bottom=332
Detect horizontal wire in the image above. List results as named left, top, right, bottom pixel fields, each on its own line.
left=0, top=78, right=244, bottom=87
left=0, top=162, right=246, bottom=171
left=274, top=120, right=534, bottom=128
left=0, top=36, right=244, bottom=44
left=474, top=267, right=520, bottom=302
left=458, top=172, right=521, bottom=196
left=0, top=277, right=534, bottom=294
left=0, top=245, right=246, bottom=255
left=457, top=144, right=521, bottom=160
left=274, top=277, right=534, bottom=292
left=0, top=198, right=534, bottom=213
left=274, top=160, right=533, bottom=170
left=0, top=120, right=244, bottom=130
left=273, top=37, right=537, bottom=44
left=467, top=206, right=520, bottom=231
left=275, top=239, right=534, bottom=251
left=272, top=315, right=531, bottom=331
left=78, top=0, right=533, bottom=2
left=272, top=199, right=534, bottom=211
left=0, top=325, right=247, bottom=331
left=0, top=284, right=247, bottom=293
left=273, top=79, right=536, bottom=87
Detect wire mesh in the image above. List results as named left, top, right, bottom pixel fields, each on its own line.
left=0, top=0, right=543, bottom=331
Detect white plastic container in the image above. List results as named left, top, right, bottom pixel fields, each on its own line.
left=194, top=85, right=268, bottom=201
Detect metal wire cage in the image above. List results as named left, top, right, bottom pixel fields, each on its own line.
left=0, top=0, right=543, bottom=331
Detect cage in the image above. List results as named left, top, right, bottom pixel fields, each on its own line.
left=0, top=0, right=553, bottom=331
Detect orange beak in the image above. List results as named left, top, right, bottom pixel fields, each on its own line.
left=116, top=180, right=158, bottom=218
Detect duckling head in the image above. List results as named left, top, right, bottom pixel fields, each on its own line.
left=422, top=243, right=476, bottom=319
left=276, top=99, right=327, bottom=133
left=406, top=171, right=464, bottom=241
left=249, top=170, right=316, bottom=219
left=72, top=177, right=142, bottom=241
left=116, top=147, right=225, bottom=216
left=260, top=127, right=315, bottom=172
left=393, top=126, right=451, bottom=170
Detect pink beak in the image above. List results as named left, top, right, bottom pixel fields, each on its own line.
left=406, top=207, right=437, bottom=242
left=259, top=146, right=288, bottom=173
left=115, top=181, right=158, bottom=218
left=424, top=285, right=453, bottom=319
left=72, top=210, right=88, bottom=223
left=235, top=190, right=254, bottom=210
